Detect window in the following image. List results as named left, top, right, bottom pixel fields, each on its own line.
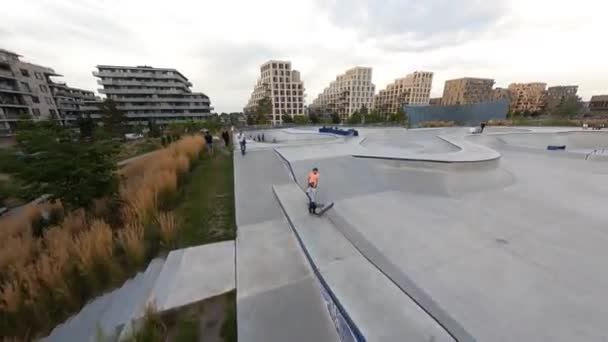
left=20, top=82, right=31, bottom=92
left=45, top=97, right=54, bottom=105
left=39, top=85, right=48, bottom=93
left=32, top=108, right=41, bottom=116
left=49, top=109, right=57, bottom=117
left=31, top=96, right=40, bottom=104
left=34, top=72, right=43, bottom=80
left=20, top=69, right=30, bottom=77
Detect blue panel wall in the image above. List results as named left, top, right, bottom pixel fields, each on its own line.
left=406, top=100, right=509, bottom=128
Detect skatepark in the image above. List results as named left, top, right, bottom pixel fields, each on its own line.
left=235, top=126, right=608, bottom=341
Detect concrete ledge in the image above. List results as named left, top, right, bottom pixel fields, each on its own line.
left=148, top=242, right=235, bottom=312
left=352, top=135, right=500, bottom=163
left=272, top=184, right=365, bottom=342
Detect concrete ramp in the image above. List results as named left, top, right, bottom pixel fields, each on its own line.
left=273, top=183, right=457, bottom=342
left=497, top=131, right=608, bottom=151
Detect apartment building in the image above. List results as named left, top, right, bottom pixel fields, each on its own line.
left=244, top=60, right=305, bottom=124
left=545, top=85, right=578, bottom=113
left=373, top=71, right=433, bottom=114
left=508, top=82, right=547, bottom=113
left=0, top=49, right=61, bottom=131
left=491, top=87, right=511, bottom=102
left=429, top=97, right=442, bottom=106
left=50, top=82, right=97, bottom=125
left=589, top=95, right=608, bottom=113
left=441, top=77, right=495, bottom=106
left=89, top=65, right=212, bottom=125
left=310, top=67, right=375, bottom=122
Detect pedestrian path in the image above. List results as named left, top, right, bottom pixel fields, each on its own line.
left=233, top=150, right=340, bottom=342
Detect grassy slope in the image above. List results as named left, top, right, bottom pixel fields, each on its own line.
left=175, top=147, right=236, bottom=248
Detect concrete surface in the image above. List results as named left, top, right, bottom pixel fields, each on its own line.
left=242, top=126, right=608, bottom=342
left=233, top=150, right=341, bottom=342
left=148, top=242, right=236, bottom=312
left=273, top=183, right=456, bottom=342
left=237, top=220, right=340, bottom=342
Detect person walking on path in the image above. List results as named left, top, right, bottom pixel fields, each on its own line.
left=221, top=130, right=230, bottom=147
left=306, top=167, right=320, bottom=214
left=204, top=130, right=214, bottom=156
left=238, top=132, right=247, bottom=155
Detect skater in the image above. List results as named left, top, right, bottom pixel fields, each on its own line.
left=306, top=167, right=319, bottom=214
left=204, top=130, right=214, bottom=156
left=221, top=129, right=230, bottom=147
left=238, top=132, right=247, bottom=155
left=480, top=122, right=487, bottom=133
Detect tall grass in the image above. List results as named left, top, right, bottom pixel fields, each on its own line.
left=0, top=135, right=205, bottom=339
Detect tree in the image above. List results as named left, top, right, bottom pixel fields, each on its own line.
left=99, top=98, right=127, bottom=137
left=293, top=115, right=309, bottom=125
left=348, top=110, right=362, bottom=125
left=147, top=120, right=162, bottom=138
left=309, top=112, right=321, bottom=124
left=365, top=109, right=382, bottom=124
left=76, top=115, right=95, bottom=139
left=557, top=97, right=582, bottom=117
left=389, top=107, right=407, bottom=125
left=10, top=121, right=119, bottom=210
left=255, top=97, right=272, bottom=125
left=282, top=114, right=294, bottom=124
left=331, top=113, right=341, bottom=124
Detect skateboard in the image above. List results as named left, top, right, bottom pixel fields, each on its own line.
left=313, top=202, right=334, bottom=216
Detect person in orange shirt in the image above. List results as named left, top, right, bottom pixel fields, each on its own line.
left=306, top=167, right=319, bottom=214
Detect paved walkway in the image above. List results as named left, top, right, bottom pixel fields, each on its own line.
left=234, top=150, right=339, bottom=342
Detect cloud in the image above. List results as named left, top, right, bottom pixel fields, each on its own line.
left=321, top=0, right=509, bottom=52
left=1, top=0, right=607, bottom=111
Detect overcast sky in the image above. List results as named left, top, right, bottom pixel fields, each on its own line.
left=2, top=0, right=607, bottom=112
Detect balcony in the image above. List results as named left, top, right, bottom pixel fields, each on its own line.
left=117, top=104, right=211, bottom=111
left=99, top=88, right=187, bottom=95
left=0, top=98, right=28, bottom=108
left=0, top=70, right=15, bottom=80
left=0, top=84, right=31, bottom=95
left=112, top=97, right=208, bottom=103
left=98, top=79, right=189, bottom=89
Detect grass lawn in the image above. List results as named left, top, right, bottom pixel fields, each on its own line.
left=174, top=146, right=236, bottom=248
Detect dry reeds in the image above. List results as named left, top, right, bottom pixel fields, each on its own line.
left=156, top=211, right=178, bottom=246
left=117, top=221, right=145, bottom=268
left=0, top=135, right=205, bottom=339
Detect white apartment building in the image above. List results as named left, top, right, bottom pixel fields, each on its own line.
left=310, top=66, right=375, bottom=122
left=50, top=82, right=97, bottom=126
left=88, top=65, right=212, bottom=125
left=374, top=71, right=433, bottom=114
left=245, top=60, right=305, bottom=124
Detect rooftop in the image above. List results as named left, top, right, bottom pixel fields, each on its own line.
left=0, top=49, right=21, bottom=57
left=590, top=95, right=608, bottom=101
left=96, top=65, right=189, bottom=81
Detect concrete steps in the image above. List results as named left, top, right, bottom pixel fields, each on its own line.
left=43, top=258, right=164, bottom=342
left=43, top=242, right=235, bottom=342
